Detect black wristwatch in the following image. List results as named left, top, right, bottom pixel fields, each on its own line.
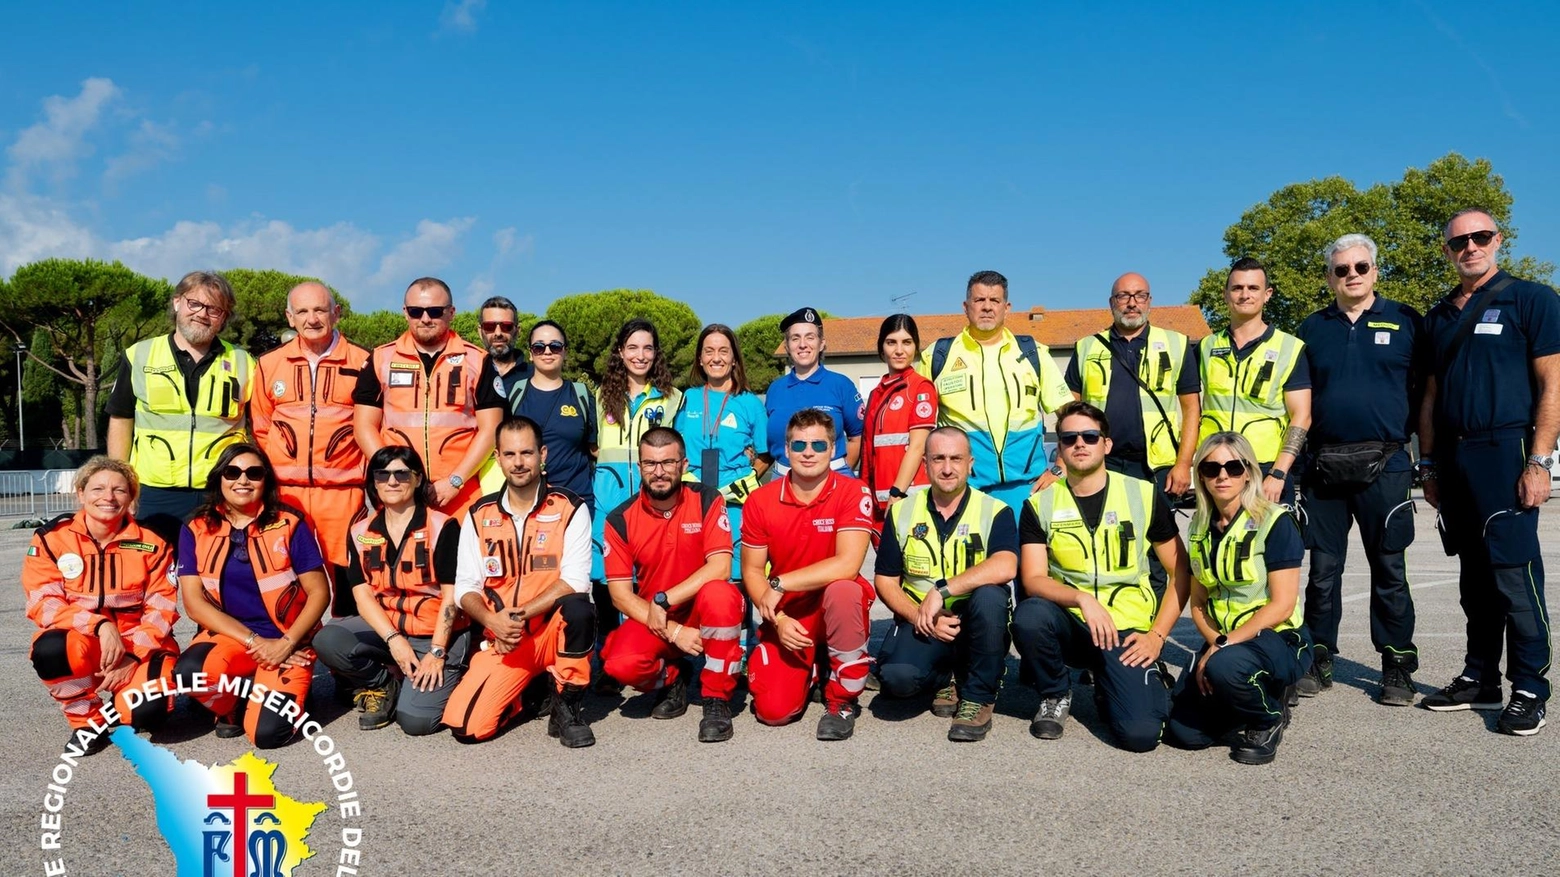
left=1049, top=463, right=1064, bottom=478
left=1214, top=634, right=1230, bottom=649
left=1266, top=468, right=1287, bottom=482
left=888, top=485, right=908, bottom=499
left=768, top=575, right=784, bottom=594
left=653, top=592, right=671, bottom=611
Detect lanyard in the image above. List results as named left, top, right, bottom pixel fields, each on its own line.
left=702, top=388, right=732, bottom=449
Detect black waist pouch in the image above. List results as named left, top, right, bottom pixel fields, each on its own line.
left=1312, top=441, right=1400, bottom=487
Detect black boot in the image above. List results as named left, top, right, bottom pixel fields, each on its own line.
left=651, top=662, right=691, bottom=719
left=548, top=684, right=596, bottom=748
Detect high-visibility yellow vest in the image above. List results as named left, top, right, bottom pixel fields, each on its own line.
left=887, top=486, right=1009, bottom=608
left=1197, top=328, right=1304, bottom=463
left=1075, top=326, right=1189, bottom=470
left=127, top=337, right=255, bottom=488
left=1027, top=471, right=1157, bottom=631
left=1188, top=507, right=1301, bottom=634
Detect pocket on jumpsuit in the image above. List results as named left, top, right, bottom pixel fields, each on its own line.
left=1379, top=499, right=1416, bottom=553
left=1483, top=508, right=1541, bottom=567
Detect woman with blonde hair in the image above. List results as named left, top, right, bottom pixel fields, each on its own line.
left=1167, top=431, right=1311, bottom=765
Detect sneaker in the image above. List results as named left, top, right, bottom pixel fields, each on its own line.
left=1030, top=692, right=1072, bottom=740
left=947, top=700, right=994, bottom=743
left=548, top=683, right=596, bottom=748
left=1421, top=676, right=1503, bottom=712
left=651, top=665, right=690, bottom=720
left=1296, top=646, right=1332, bottom=697
left=1231, top=721, right=1284, bottom=765
left=356, top=677, right=400, bottom=731
left=931, top=682, right=959, bottom=719
left=1378, top=665, right=1416, bottom=707
left=215, top=700, right=247, bottom=738
left=1497, top=691, right=1547, bottom=736
left=68, top=727, right=114, bottom=757
left=698, top=698, right=734, bottom=743
left=816, top=701, right=860, bottom=741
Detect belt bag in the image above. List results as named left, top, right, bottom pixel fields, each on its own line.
left=1312, top=441, right=1400, bottom=487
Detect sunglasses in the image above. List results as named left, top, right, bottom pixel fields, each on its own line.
left=404, top=306, right=450, bottom=320
left=1058, top=430, right=1103, bottom=447
left=228, top=528, right=250, bottom=563
left=1197, top=459, right=1248, bottom=479
left=481, top=321, right=515, bottom=333
left=1446, top=230, right=1497, bottom=253
left=789, top=439, right=831, bottom=453
left=220, top=465, right=267, bottom=482
left=1332, top=261, right=1373, bottom=278
left=530, top=341, right=566, bottom=355
left=372, top=468, right=416, bottom=484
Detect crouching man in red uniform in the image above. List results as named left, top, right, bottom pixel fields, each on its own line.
left=742, top=408, right=876, bottom=740
left=600, top=427, right=745, bottom=742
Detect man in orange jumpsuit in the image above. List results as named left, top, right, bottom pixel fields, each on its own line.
left=442, top=415, right=597, bottom=746
left=352, top=277, right=505, bottom=521
left=252, top=281, right=372, bottom=616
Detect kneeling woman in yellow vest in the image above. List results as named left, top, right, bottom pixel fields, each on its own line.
left=1166, top=432, right=1312, bottom=766
left=173, top=444, right=331, bottom=749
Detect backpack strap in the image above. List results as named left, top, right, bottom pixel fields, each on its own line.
left=929, top=337, right=954, bottom=379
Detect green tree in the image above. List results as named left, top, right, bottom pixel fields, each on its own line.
left=338, top=310, right=407, bottom=350
left=544, top=290, right=701, bottom=385
left=736, top=313, right=787, bottom=393
left=0, top=259, right=170, bottom=448
left=223, top=269, right=351, bottom=354
left=1190, top=153, right=1555, bottom=333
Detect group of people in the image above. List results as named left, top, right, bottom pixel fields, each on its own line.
left=24, top=208, right=1555, bottom=764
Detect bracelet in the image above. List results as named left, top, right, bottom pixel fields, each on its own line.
left=244, top=631, right=257, bottom=648
left=669, top=623, right=683, bottom=640
left=385, top=631, right=404, bottom=643
left=1148, top=629, right=1165, bottom=640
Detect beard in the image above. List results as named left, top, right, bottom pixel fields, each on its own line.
left=486, top=340, right=514, bottom=361
left=646, top=479, right=680, bottom=502
left=176, top=319, right=219, bottom=347
left=1115, top=311, right=1147, bottom=331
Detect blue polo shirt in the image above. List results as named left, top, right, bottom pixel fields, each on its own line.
left=1064, top=328, right=1200, bottom=464
left=1296, top=295, right=1423, bottom=472
left=1423, top=271, right=1560, bottom=441
left=764, top=365, right=864, bottom=470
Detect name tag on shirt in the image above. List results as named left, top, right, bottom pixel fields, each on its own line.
left=1375, top=332, right=1391, bottom=345
left=388, top=371, right=415, bottom=387
left=1474, top=323, right=1504, bottom=335
left=532, top=555, right=559, bottom=571
left=936, top=373, right=967, bottom=395
left=1053, top=508, right=1081, bottom=522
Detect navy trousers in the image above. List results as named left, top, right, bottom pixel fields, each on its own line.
left=876, top=583, right=1010, bottom=705
left=1166, top=627, right=1311, bottom=748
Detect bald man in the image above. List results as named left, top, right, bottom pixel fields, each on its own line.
left=251, top=281, right=374, bottom=616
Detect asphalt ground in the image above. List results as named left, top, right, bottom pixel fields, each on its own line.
left=2, top=501, right=1557, bottom=877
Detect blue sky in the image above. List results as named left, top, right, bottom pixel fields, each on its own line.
left=2, top=2, right=1556, bottom=323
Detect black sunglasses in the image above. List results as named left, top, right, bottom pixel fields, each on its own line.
left=481, top=321, right=515, bottom=333
left=372, top=468, right=416, bottom=484
left=1332, top=261, right=1373, bottom=278
left=1058, top=430, right=1103, bottom=447
left=1198, top=459, right=1248, bottom=479
left=789, top=439, right=831, bottom=453
left=405, top=306, right=450, bottom=320
left=1446, top=230, right=1497, bottom=252
left=228, top=528, right=250, bottom=563
left=530, top=341, right=566, bottom=355
left=220, top=465, right=267, bottom=482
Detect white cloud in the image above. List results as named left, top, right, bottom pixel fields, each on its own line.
left=0, top=193, right=98, bottom=274
left=103, top=119, right=182, bottom=188
left=368, top=217, right=476, bottom=288
left=462, top=226, right=534, bottom=307
left=106, top=218, right=384, bottom=294
left=6, top=78, right=122, bottom=189
left=439, top=0, right=487, bottom=34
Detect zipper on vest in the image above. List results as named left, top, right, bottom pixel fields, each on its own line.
left=307, top=358, right=318, bottom=485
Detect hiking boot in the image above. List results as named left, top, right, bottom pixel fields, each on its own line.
left=1497, top=691, right=1547, bottom=736
left=592, top=671, right=624, bottom=696
left=215, top=700, right=247, bottom=738
left=947, top=700, right=994, bottom=743
left=356, top=676, right=399, bottom=731
left=1285, top=683, right=1299, bottom=709
left=816, top=701, right=860, bottom=741
left=69, top=727, right=113, bottom=757
left=1296, top=646, right=1332, bottom=697
left=698, top=698, right=734, bottom=743
left=520, top=675, right=555, bottom=720
left=1420, top=676, right=1503, bottom=712
left=1378, top=664, right=1415, bottom=707
left=1231, top=721, right=1284, bottom=765
left=651, top=665, right=690, bottom=720
left=931, top=682, right=959, bottom=719
left=548, top=683, right=596, bottom=748
left=1030, top=692, right=1072, bottom=740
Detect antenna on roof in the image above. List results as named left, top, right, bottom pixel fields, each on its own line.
left=890, top=291, right=918, bottom=310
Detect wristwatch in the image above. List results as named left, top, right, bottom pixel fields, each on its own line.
left=768, top=575, right=784, bottom=594
left=653, top=592, right=671, bottom=611
left=888, top=486, right=908, bottom=499
left=1049, top=463, right=1064, bottom=478
left=448, top=474, right=464, bottom=488
left=1214, top=634, right=1230, bottom=649
left=1266, top=468, right=1287, bottom=482
left=1527, top=454, right=1554, bottom=470
left=429, top=645, right=447, bottom=659
left=935, top=580, right=953, bottom=603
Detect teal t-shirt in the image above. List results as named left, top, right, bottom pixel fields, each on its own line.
left=674, top=387, right=768, bottom=489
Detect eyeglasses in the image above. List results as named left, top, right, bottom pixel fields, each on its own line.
left=372, top=469, right=416, bottom=484
left=404, top=306, right=450, bottom=320
left=481, top=321, right=515, bottom=333
left=1446, top=230, right=1497, bottom=253
left=181, top=297, right=228, bottom=319
left=638, top=459, right=684, bottom=472
left=789, top=439, right=831, bottom=453
left=1058, top=430, right=1103, bottom=447
left=1197, top=459, right=1248, bottom=479
left=220, top=465, right=267, bottom=482
left=530, top=341, right=566, bottom=355
left=1332, top=261, right=1373, bottom=278
left=1111, top=291, right=1150, bottom=304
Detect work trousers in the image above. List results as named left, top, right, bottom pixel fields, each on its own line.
left=313, top=616, right=474, bottom=735
left=1301, top=467, right=1418, bottom=668
left=876, top=583, right=1011, bottom=705
left=30, top=629, right=176, bottom=730
left=135, top=486, right=202, bottom=557
left=749, top=579, right=874, bottom=725
left=1011, top=597, right=1170, bottom=752
left=1167, top=627, right=1311, bottom=747
left=600, top=580, right=745, bottom=702
left=278, top=483, right=364, bottom=617
left=174, top=630, right=316, bottom=749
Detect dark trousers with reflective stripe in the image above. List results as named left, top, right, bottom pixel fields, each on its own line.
left=1011, top=597, right=1169, bottom=752
left=1300, top=468, right=1418, bottom=668
left=1439, top=431, right=1552, bottom=701
left=875, top=584, right=1010, bottom=705
left=1105, top=455, right=1170, bottom=600
left=1167, top=627, right=1310, bottom=747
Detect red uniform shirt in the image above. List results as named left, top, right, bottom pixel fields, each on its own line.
left=860, top=369, right=937, bottom=510
left=603, top=483, right=732, bottom=597
left=741, top=471, right=875, bottom=584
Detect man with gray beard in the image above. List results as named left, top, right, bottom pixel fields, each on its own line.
left=106, top=270, right=256, bottom=549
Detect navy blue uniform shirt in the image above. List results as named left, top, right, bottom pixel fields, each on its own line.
left=1423, top=271, right=1560, bottom=441
left=1064, top=327, right=1200, bottom=465
left=1296, top=295, right=1423, bottom=471
left=875, top=489, right=1019, bottom=578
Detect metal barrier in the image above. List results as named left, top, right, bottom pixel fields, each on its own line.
left=42, top=469, right=79, bottom=515
left=0, top=469, right=81, bottom=521
left=0, top=471, right=36, bottom=518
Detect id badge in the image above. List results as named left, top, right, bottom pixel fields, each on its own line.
left=701, top=447, right=721, bottom=490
